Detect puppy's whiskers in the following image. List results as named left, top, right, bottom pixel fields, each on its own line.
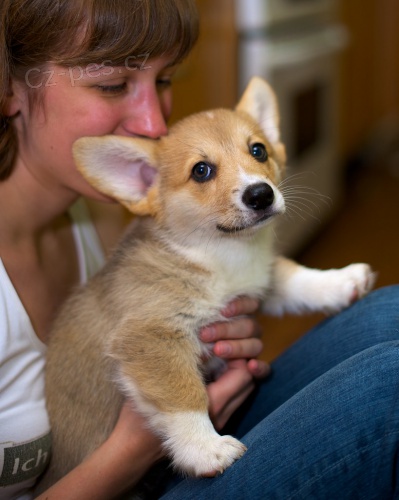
left=278, top=174, right=331, bottom=223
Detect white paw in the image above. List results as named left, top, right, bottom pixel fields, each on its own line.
left=322, top=263, right=376, bottom=314
left=159, top=411, right=247, bottom=477
left=174, top=434, right=247, bottom=477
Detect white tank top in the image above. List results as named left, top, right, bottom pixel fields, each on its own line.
left=0, top=199, right=106, bottom=499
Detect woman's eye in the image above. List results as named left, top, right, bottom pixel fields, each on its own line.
left=191, top=162, right=215, bottom=183
left=156, top=78, right=172, bottom=89
left=250, top=143, right=268, bottom=162
left=95, top=82, right=127, bottom=95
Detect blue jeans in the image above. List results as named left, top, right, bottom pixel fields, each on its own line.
left=159, top=286, right=399, bottom=499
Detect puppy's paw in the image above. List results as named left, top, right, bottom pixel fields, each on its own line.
left=161, top=411, right=246, bottom=477
left=345, top=263, right=376, bottom=302
left=181, top=434, right=247, bottom=477
left=323, top=263, right=376, bottom=314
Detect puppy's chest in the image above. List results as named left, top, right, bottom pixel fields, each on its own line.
left=180, top=237, right=275, bottom=362
left=184, top=231, right=276, bottom=309
left=109, top=227, right=275, bottom=337
left=209, top=244, right=274, bottom=301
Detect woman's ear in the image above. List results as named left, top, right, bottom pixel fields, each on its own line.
left=3, top=79, right=23, bottom=117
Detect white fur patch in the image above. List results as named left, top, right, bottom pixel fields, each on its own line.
left=264, top=262, right=376, bottom=316
left=158, top=411, right=247, bottom=476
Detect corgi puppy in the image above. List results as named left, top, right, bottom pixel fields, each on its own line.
left=36, top=77, right=374, bottom=491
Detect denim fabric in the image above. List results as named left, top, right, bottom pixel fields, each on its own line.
left=160, top=286, right=399, bottom=499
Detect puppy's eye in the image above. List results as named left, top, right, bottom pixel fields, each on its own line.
left=250, top=143, right=268, bottom=162
left=191, top=162, right=215, bottom=183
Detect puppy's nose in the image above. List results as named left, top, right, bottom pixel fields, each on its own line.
left=242, top=183, right=274, bottom=210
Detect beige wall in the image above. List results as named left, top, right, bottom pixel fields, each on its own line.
left=170, top=0, right=238, bottom=123
left=172, top=0, right=399, bottom=160
left=338, top=0, right=399, bottom=157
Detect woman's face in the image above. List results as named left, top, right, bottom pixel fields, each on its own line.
left=10, top=54, right=176, bottom=201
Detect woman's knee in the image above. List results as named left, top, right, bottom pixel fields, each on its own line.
left=314, top=284, right=399, bottom=348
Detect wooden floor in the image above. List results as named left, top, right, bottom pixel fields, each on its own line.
left=258, top=163, right=399, bottom=362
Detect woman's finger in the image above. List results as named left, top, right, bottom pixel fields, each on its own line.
left=213, top=337, right=264, bottom=359
left=221, top=296, right=260, bottom=318
left=207, top=360, right=255, bottom=430
left=200, top=316, right=262, bottom=342
left=247, top=358, right=271, bottom=379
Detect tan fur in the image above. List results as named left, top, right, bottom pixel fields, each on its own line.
left=36, top=77, right=375, bottom=493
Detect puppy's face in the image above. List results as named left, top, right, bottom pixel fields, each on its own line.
left=154, top=108, right=285, bottom=239
left=73, top=77, right=286, bottom=240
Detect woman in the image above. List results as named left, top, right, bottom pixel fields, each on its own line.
left=1, top=1, right=398, bottom=499
left=0, top=1, right=268, bottom=498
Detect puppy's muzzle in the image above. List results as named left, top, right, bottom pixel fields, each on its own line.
left=242, top=183, right=274, bottom=211
left=217, top=182, right=281, bottom=233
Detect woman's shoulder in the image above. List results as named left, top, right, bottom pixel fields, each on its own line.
left=83, top=199, right=133, bottom=257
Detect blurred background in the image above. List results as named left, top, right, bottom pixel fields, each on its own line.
left=171, top=0, right=399, bottom=362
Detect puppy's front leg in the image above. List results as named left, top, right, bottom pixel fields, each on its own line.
left=109, top=323, right=246, bottom=477
left=264, top=256, right=375, bottom=316
left=152, top=410, right=247, bottom=477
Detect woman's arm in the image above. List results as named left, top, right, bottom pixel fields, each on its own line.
left=36, top=404, right=163, bottom=500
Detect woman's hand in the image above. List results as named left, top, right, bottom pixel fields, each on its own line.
left=200, top=296, right=271, bottom=429
left=37, top=402, right=163, bottom=500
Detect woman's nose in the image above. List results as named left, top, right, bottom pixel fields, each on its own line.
left=121, top=89, right=169, bottom=139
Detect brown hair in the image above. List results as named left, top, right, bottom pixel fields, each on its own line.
left=0, top=0, right=199, bottom=180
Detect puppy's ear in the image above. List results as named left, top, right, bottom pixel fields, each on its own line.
left=73, top=136, right=160, bottom=216
left=235, top=77, right=280, bottom=144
